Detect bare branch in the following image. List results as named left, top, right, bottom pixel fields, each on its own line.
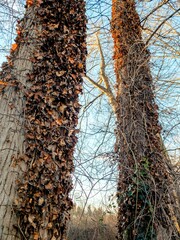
left=95, top=34, right=117, bottom=112
left=146, top=7, right=180, bottom=45
left=84, top=75, right=108, bottom=94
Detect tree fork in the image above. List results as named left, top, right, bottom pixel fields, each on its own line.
left=111, top=0, right=180, bottom=239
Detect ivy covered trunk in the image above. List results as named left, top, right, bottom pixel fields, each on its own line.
left=111, top=0, right=180, bottom=239
left=0, top=0, right=86, bottom=239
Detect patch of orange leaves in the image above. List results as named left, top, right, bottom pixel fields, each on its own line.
left=0, top=81, right=15, bottom=86
left=16, top=29, right=21, bottom=35
left=27, top=0, right=33, bottom=6
left=11, top=43, right=18, bottom=52
left=26, top=0, right=42, bottom=7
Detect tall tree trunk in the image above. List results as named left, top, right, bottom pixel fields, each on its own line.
left=0, top=1, right=86, bottom=239
left=111, top=0, right=180, bottom=239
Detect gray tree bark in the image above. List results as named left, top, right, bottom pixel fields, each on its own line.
left=0, top=6, right=36, bottom=239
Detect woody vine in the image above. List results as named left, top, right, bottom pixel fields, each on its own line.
left=112, top=0, right=180, bottom=239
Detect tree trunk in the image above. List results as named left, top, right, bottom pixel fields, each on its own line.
left=0, top=1, right=86, bottom=239
left=111, top=0, right=180, bottom=239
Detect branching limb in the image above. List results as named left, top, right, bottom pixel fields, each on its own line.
left=85, top=33, right=117, bottom=112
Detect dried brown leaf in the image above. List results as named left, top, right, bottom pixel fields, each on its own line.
left=56, top=70, right=66, bottom=77
left=38, top=197, right=44, bottom=206
left=45, top=182, right=53, bottom=190
left=34, top=232, right=39, bottom=240
left=28, top=215, right=36, bottom=228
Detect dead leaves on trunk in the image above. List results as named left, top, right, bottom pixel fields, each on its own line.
left=1, top=0, right=87, bottom=239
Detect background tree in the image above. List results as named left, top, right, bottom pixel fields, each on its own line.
left=0, top=0, right=86, bottom=239
left=111, top=0, right=180, bottom=239
left=74, top=0, right=180, bottom=211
